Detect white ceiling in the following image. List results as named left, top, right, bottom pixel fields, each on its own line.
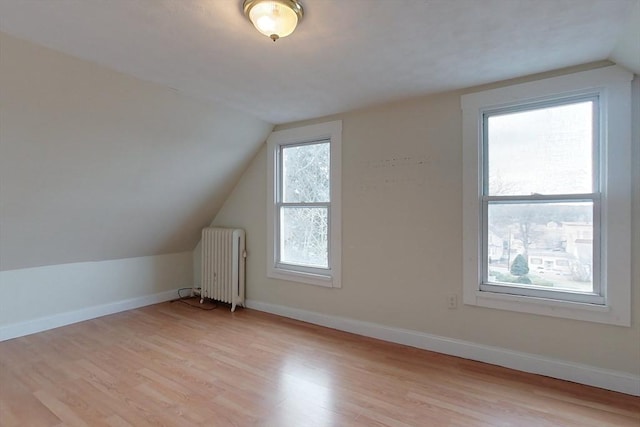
left=0, top=0, right=637, bottom=125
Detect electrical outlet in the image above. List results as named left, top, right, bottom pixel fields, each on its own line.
left=447, top=293, right=458, bottom=309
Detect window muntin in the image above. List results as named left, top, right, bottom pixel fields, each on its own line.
left=481, top=97, right=601, bottom=304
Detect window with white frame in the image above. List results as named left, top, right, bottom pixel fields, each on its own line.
left=461, top=66, right=632, bottom=326
left=267, top=121, right=342, bottom=287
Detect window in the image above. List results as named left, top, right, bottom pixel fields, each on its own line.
left=267, top=121, right=342, bottom=287
left=482, top=98, right=600, bottom=302
left=462, top=66, right=632, bottom=326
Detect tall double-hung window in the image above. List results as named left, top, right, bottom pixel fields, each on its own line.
left=483, top=97, right=600, bottom=302
left=462, top=66, right=632, bottom=326
left=267, top=121, right=342, bottom=287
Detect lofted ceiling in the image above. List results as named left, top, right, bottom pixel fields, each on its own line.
left=0, top=0, right=638, bottom=125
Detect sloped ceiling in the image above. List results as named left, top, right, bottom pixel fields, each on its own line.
left=0, top=0, right=637, bottom=124
left=0, top=33, right=272, bottom=270
left=610, top=0, right=640, bottom=73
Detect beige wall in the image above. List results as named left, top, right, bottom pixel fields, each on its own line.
left=0, top=32, right=272, bottom=271
left=0, top=252, right=192, bottom=329
left=213, top=71, right=640, bottom=375
left=0, top=251, right=194, bottom=342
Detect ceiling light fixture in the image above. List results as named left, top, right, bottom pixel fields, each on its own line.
left=243, top=0, right=304, bottom=42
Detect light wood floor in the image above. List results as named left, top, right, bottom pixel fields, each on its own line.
left=1, top=301, right=638, bottom=427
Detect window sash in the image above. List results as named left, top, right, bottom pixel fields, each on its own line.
left=480, top=195, right=602, bottom=304
left=276, top=203, right=331, bottom=272
left=280, top=140, right=331, bottom=203
left=480, top=96, right=603, bottom=304
left=275, top=140, right=332, bottom=272
left=481, top=95, right=600, bottom=197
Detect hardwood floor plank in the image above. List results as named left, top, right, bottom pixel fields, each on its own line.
left=33, top=388, right=92, bottom=427
left=103, top=414, right=133, bottom=427
left=0, top=391, right=63, bottom=427
left=1, top=301, right=638, bottom=426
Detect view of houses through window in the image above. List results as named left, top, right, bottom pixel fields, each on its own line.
left=487, top=202, right=593, bottom=293
left=483, top=100, right=596, bottom=295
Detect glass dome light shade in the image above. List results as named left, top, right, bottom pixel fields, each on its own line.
left=244, top=0, right=303, bottom=41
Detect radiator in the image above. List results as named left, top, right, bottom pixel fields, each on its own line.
left=200, top=227, right=246, bottom=312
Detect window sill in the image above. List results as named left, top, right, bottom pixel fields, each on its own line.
left=465, top=290, right=629, bottom=326
left=267, top=267, right=340, bottom=288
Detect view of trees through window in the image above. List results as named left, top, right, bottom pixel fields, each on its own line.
left=279, top=141, right=330, bottom=268
left=484, top=100, right=596, bottom=293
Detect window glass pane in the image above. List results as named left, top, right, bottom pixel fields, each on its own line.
left=280, top=207, right=328, bottom=268
left=487, top=201, right=593, bottom=293
left=282, top=142, right=330, bottom=203
left=487, top=101, right=593, bottom=196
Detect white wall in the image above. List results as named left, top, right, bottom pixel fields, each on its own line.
left=211, top=69, right=640, bottom=381
left=0, top=251, right=192, bottom=340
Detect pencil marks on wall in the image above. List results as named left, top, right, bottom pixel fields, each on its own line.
left=356, top=154, right=430, bottom=195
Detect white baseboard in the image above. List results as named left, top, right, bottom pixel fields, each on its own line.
left=245, top=299, right=640, bottom=397
left=0, top=288, right=180, bottom=342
